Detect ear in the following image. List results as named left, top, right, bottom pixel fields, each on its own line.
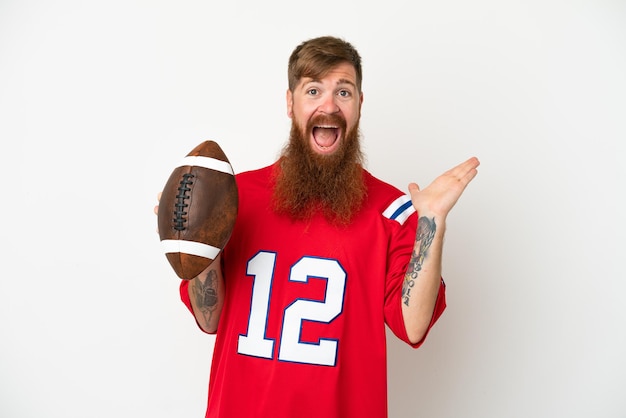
left=286, top=89, right=293, bottom=118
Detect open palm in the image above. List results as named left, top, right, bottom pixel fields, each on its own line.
left=408, top=157, right=480, bottom=219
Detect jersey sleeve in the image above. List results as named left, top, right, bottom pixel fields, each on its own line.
left=179, top=280, right=193, bottom=314
left=179, top=279, right=217, bottom=334
left=383, top=199, right=447, bottom=348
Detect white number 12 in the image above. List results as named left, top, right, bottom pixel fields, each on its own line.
left=237, top=251, right=347, bottom=367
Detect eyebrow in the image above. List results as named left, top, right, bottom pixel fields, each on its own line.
left=302, top=77, right=357, bottom=89
left=336, top=78, right=357, bottom=89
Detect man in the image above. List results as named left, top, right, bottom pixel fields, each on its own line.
left=159, top=36, right=479, bottom=417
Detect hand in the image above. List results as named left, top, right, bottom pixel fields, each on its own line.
left=154, top=192, right=162, bottom=233
left=408, top=157, right=479, bottom=220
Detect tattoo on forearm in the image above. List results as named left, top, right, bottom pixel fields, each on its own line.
left=192, top=269, right=219, bottom=325
left=402, top=216, right=436, bottom=306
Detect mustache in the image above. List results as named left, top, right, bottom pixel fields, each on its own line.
left=306, top=113, right=347, bottom=132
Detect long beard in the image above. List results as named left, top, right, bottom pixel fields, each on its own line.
left=272, top=114, right=367, bottom=226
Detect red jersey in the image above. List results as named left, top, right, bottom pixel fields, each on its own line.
left=180, top=163, right=446, bottom=418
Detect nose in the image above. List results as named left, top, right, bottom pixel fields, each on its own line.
left=318, top=93, right=340, bottom=114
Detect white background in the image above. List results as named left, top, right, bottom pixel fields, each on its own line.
left=1, top=0, right=625, bottom=417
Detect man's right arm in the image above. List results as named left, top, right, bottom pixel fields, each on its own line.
left=186, top=254, right=225, bottom=334
left=156, top=194, right=225, bottom=334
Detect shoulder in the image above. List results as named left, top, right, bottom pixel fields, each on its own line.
left=235, top=163, right=275, bottom=180
left=363, top=169, right=416, bottom=226
left=235, top=163, right=276, bottom=187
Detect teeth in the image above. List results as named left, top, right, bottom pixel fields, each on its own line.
left=316, top=125, right=337, bottom=129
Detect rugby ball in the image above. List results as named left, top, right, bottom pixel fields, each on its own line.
left=158, top=140, right=238, bottom=280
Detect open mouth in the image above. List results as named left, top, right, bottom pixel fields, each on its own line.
left=312, top=125, right=340, bottom=151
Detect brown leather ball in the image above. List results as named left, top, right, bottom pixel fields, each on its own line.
left=158, top=141, right=238, bottom=280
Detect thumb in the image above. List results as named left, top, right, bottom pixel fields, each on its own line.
left=408, top=182, right=421, bottom=193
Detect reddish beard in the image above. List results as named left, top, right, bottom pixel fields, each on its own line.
left=272, top=114, right=367, bottom=225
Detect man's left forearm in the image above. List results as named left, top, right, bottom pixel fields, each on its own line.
left=401, top=215, right=445, bottom=344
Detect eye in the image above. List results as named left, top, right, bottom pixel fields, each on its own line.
left=338, top=89, right=352, bottom=98
left=307, top=88, right=319, bottom=96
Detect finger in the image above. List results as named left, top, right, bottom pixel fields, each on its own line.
left=459, top=157, right=480, bottom=183
left=154, top=192, right=162, bottom=215
left=154, top=205, right=159, bottom=234
left=453, top=156, right=479, bottom=173
left=408, top=183, right=421, bottom=199
left=446, top=157, right=480, bottom=182
left=462, top=165, right=479, bottom=184
left=459, top=156, right=480, bottom=174
left=154, top=192, right=162, bottom=234
left=408, top=182, right=420, bottom=193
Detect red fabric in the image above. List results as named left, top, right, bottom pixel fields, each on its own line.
left=179, top=163, right=446, bottom=418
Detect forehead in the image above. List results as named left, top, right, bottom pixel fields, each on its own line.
left=298, top=62, right=358, bottom=88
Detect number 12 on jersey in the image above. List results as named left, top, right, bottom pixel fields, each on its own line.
left=237, top=251, right=347, bottom=367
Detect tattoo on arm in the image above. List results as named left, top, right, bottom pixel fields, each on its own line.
left=191, top=269, right=219, bottom=326
left=402, top=216, right=436, bottom=306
